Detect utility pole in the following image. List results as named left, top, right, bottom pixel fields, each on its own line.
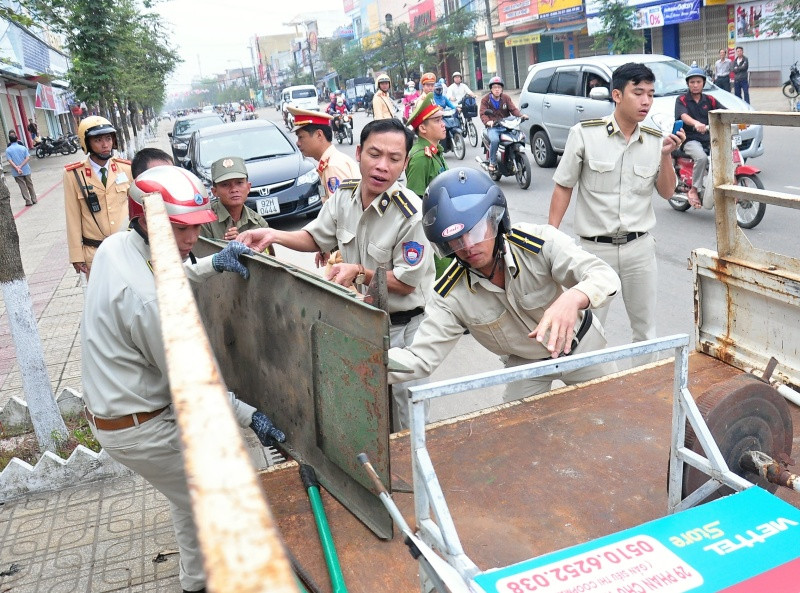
left=484, top=0, right=501, bottom=78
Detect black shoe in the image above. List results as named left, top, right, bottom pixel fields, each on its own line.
left=182, top=589, right=206, bottom=593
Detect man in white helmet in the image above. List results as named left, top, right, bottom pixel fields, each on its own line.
left=63, top=115, right=133, bottom=277
left=447, top=71, right=475, bottom=104
left=82, top=165, right=284, bottom=593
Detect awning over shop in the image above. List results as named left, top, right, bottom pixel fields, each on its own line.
left=544, top=22, right=587, bottom=35
left=504, top=29, right=547, bottom=47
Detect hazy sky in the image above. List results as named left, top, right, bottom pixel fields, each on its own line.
left=156, top=0, right=339, bottom=91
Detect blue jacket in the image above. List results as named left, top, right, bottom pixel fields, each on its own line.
left=432, top=92, right=457, bottom=110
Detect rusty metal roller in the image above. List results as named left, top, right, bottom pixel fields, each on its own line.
left=682, top=373, right=794, bottom=502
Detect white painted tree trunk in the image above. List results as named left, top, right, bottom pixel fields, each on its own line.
left=0, top=178, right=68, bottom=452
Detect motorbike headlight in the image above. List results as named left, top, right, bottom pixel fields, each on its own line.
left=174, top=140, right=188, bottom=150
left=297, top=169, right=319, bottom=186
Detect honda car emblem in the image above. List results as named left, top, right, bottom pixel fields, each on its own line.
left=259, top=187, right=270, bottom=196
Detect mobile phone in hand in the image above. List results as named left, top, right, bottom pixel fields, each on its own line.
left=671, top=120, right=684, bottom=135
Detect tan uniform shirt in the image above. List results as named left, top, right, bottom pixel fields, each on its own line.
left=317, top=144, right=360, bottom=201
left=372, top=91, right=396, bottom=120
left=303, top=180, right=434, bottom=314
left=200, top=200, right=269, bottom=240
left=64, top=155, right=132, bottom=267
left=81, top=229, right=220, bottom=417
left=552, top=114, right=663, bottom=237
left=388, top=224, right=620, bottom=383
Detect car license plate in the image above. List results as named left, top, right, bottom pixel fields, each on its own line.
left=733, top=134, right=742, bottom=146
left=257, top=197, right=279, bottom=216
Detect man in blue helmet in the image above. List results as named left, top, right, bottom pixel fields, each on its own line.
left=388, top=167, right=621, bottom=402
left=675, top=66, right=725, bottom=209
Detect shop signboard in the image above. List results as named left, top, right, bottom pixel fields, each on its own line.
left=734, top=0, right=792, bottom=41
left=498, top=0, right=538, bottom=26
left=537, top=0, right=583, bottom=19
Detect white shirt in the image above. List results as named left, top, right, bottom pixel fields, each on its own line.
left=447, top=82, right=473, bottom=104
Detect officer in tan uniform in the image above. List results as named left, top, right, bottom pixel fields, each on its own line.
left=372, top=73, right=397, bottom=120
left=389, top=168, right=620, bottom=401
left=549, top=62, right=684, bottom=351
left=239, top=119, right=435, bottom=430
left=64, top=116, right=133, bottom=277
left=288, top=106, right=359, bottom=202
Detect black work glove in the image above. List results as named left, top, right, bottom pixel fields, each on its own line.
left=250, top=411, right=285, bottom=447
left=212, top=241, right=253, bottom=279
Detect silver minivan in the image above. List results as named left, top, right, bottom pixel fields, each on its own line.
left=519, top=54, right=765, bottom=168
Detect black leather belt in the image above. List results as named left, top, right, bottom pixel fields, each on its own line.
left=390, top=307, right=425, bottom=326
left=581, top=231, right=647, bottom=245
left=82, top=236, right=103, bottom=248
left=572, top=309, right=593, bottom=349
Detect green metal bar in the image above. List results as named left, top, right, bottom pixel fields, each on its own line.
left=300, top=464, right=348, bottom=593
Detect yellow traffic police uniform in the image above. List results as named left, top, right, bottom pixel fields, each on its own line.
left=372, top=90, right=396, bottom=120
left=304, top=179, right=435, bottom=429
left=552, top=114, right=663, bottom=346
left=63, top=155, right=132, bottom=270
left=317, top=144, right=359, bottom=201
left=389, top=223, right=621, bottom=402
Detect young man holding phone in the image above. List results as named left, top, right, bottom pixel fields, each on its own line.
left=548, top=62, right=684, bottom=355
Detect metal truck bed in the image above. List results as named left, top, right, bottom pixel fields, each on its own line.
left=258, top=353, right=800, bottom=592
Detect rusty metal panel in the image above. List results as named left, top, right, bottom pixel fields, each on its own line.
left=192, top=239, right=393, bottom=539
left=693, top=248, right=800, bottom=388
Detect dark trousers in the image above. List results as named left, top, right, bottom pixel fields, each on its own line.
left=14, top=174, right=36, bottom=205
left=715, top=77, right=731, bottom=92
left=734, top=79, right=750, bottom=103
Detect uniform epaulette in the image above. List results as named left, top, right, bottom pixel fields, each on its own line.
left=580, top=119, right=606, bottom=127
left=434, top=260, right=466, bottom=297
left=64, top=161, right=83, bottom=171
left=339, top=178, right=359, bottom=190
left=506, top=228, right=544, bottom=254
left=390, top=189, right=418, bottom=219
left=112, top=157, right=131, bottom=165
left=640, top=126, right=662, bottom=138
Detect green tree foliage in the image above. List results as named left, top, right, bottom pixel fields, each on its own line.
left=762, top=0, right=800, bottom=39
left=426, top=9, right=481, bottom=73
left=23, top=0, right=179, bottom=147
left=321, top=37, right=373, bottom=82
left=591, top=0, right=645, bottom=55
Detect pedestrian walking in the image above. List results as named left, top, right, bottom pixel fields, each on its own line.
left=5, top=131, right=37, bottom=206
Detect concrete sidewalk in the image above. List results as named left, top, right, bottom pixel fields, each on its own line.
left=0, top=86, right=791, bottom=592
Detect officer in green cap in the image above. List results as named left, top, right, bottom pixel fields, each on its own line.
left=405, top=92, right=450, bottom=276
left=405, top=92, right=447, bottom=198
left=200, top=156, right=271, bottom=244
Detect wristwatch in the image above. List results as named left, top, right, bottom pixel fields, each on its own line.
left=355, top=264, right=366, bottom=285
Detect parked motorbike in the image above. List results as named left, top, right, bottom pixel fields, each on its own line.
left=669, top=136, right=765, bottom=229
left=66, top=133, right=80, bottom=151
left=476, top=116, right=531, bottom=189
left=34, top=135, right=76, bottom=158
left=782, top=61, right=799, bottom=99
left=439, top=109, right=466, bottom=160
left=332, top=113, right=353, bottom=145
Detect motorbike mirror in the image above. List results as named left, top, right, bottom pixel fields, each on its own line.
left=167, top=132, right=173, bottom=138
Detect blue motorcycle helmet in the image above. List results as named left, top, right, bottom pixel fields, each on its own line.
left=434, top=80, right=445, bottom=94
left=423, top=167, right=509, bottom=259
left=685, top=66, right=707, bottom=85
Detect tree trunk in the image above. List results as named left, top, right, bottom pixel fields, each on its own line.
left=0, top=179, right=68, bottom=452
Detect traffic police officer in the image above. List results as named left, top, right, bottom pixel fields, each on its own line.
left=372, top=73, right=396, bottom=120
left=405, top=93, right=447, bottom=197
left=549, top=62, right=683, bottom=354
left=83, top=166, right=283, bottom=593
left=64, top=115, right=132, bottom=277
left=389, top=168, right=620, bottom=401
left=238, top=118, right=435, bottom=430
left=288, top=106, right=359, bottom=202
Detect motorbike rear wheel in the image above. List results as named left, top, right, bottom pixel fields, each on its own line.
left=467, top=121, right=478, bottom=147
left=346, top=126, right=353, bottom=145
left=452, top=132, right=466, bottom=160
left=336, top=130, right=343, bottom=144
left=735, top=174, right=766, bottom=229
left=783, top=82, right=799, bottom=99
left=514, top=152, right=531, bottom=189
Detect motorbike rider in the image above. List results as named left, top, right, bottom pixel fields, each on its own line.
left=388, top=168, right=620, bottom=402
left=432, top=79, right=458, bottom=111
left=447, top=71, right=476, bottom=104
left=479, top=76, right=528, bottom=173
left=372, top=73, right=396, bottom=120
left=326, top=91, right=351, bottom=135
left=675, top=66, right=726, bottom=209
left=403, top=80, right=420, bottom=121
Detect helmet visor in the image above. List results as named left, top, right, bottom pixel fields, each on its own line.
left=426, top=205, right=504, bottom=257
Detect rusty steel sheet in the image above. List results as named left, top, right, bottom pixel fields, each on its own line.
left=192, top=239, right=393, bottom=539
left=693, top=248, right=800, bottom=388
left=259, top=354, right=800, bottom=593
left=144, top=195, right=298, bottom=593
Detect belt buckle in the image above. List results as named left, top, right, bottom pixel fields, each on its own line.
left=611, top=232, right=629, bottom=245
